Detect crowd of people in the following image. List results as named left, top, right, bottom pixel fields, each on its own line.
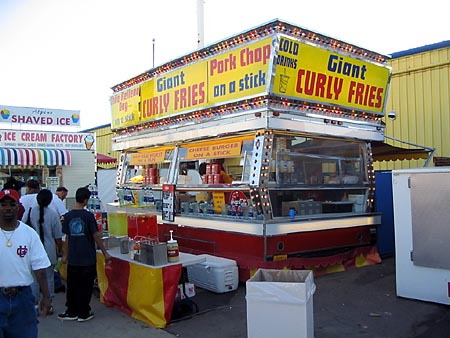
left=0, top=177, right=110, bottom=338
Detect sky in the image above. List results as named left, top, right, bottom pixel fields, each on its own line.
left=0, top=0, right=448, bottom=131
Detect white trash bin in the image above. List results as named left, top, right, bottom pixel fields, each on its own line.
left=246, top=269, right=315, bottom=338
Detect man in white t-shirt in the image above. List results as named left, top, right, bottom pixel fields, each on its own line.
left=20, top=180, right=68, bottom=223
left=0, top=189, right=52, bottom=337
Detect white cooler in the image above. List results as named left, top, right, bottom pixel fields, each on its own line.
left=187, top=254, right=239, bottom=293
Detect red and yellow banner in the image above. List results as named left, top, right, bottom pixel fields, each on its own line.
left=273, top=36, right=391, bottom=114
left=96, top=253, right=181, bottom=328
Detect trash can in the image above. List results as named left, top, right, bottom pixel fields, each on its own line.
left=246, top=269, right=315, bottom=338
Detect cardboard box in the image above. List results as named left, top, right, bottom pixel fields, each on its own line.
left=322, top=201, right=353, bottom=213
left=175, top=282, right=196, bottom=301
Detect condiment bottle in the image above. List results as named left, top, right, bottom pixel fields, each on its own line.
left=167, top=230, right=179, bottom=263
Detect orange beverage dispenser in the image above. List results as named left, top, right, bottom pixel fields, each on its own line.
left=127, top=212, right=158, bottom=240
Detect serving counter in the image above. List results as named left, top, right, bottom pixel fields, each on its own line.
left=96, top=247, right=205, bottom=328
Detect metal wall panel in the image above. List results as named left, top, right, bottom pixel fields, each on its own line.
left=374, top=44, right=450, bottom=170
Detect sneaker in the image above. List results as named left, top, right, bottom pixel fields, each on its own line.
left=57, top=312, right=78, bottom=321
left=77, top=312, right=94, bottom=322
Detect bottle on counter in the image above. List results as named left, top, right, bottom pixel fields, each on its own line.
left=247, top=204, right=255, bottom=220
left=167, top=230, right=179, bottom=263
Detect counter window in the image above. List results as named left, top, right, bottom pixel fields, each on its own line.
left=270, top=136, right=367, bottom=186
left=123, top=150, right=173, bottom=185
left=177, top=139, right=254, bottom=185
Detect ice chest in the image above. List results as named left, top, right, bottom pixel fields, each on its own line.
left=187, top=254, right=238, bottom=293
left=246, top=269, right=315, bottom=338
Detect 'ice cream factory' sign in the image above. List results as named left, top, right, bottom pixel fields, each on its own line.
left=0, top=130, right=95, bottom=150
left=0, top=105, right=80, bottom=127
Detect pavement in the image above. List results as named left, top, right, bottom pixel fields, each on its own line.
left=38, top=256, right=450, bottom=338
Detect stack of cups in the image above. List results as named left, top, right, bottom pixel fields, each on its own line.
left=145, top=167, right=158, bottom=184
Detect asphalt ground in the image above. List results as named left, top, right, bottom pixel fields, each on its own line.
left=38, top=256, right=450, bottom=338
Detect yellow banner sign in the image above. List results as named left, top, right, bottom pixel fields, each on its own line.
left=111, top=38, right=274, bottom=129
left=272, top=36, right=391, bottom=114
left=208, top=37, right=272, bottom=105
left=140, top=61, right=206, bottom=122
left=129, top=150, right=166, bottom=165
left=186, top=141, right=242, bottom=160
left=111, top=85, right=141, bottom=129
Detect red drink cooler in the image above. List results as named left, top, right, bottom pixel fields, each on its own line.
left=138, top=214, right=158, bottom=239
left=127, top=214, right=138, bottom=239
left=128, top=213, right=158, bottom=240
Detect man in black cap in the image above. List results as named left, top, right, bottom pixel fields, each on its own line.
left=0, top=188, right=52, bottom=337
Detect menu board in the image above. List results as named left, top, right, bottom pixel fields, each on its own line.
left=162, top=184, right=175, bottom=222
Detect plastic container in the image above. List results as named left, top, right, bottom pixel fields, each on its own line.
left=127, top=213, right=157, bottom=240
left=107, top=212, right=128, bottom=236
left=246, top=269, right=315, bottom=338
left=166, top=230, right=179, bottom=263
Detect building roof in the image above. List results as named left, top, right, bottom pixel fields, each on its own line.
left=390, top=40, right=450, bottom=58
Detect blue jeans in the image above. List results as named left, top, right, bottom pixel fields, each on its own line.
left=0, top=286, right=38, bottom=338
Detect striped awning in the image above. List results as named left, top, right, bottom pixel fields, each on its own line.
left=0, top=148, right=71, bottom=166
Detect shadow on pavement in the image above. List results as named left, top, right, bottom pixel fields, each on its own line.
left=39, top=256, right=450, bottom=338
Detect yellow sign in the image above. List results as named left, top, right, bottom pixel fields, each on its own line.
left=140, top=61, right=206, bottom=122
left=111, top=85, right=141, bottom=129
left=111, top=38, right=274, bottom=130
left=212, top=192, right=226, bottom=213
left=129, top=150, right=166, bottom=165
left=273, top=36, right=391, bottom=114
left=186, top=141, right=242, bottom=160
left=208, top=37, right=273, bottom=105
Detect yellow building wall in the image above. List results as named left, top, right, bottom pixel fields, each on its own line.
left=375, top=43, right=450, bottom=170
left=85, top=124, right=121, bottom=169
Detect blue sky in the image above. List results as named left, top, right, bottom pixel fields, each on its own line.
left=0, top=0, right=448, bottom=130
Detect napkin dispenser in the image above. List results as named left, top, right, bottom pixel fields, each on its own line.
left=139, top=242, right=168, bottom=266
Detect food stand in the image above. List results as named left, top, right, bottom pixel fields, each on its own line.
left=0, top=105, right=96, bottom=195
left=109, top=19, right=391, bottom=281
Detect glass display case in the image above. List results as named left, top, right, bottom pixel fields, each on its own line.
left=267, top=135, right=370, bottom=217
left=117, top=132, right=371, bottom=221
